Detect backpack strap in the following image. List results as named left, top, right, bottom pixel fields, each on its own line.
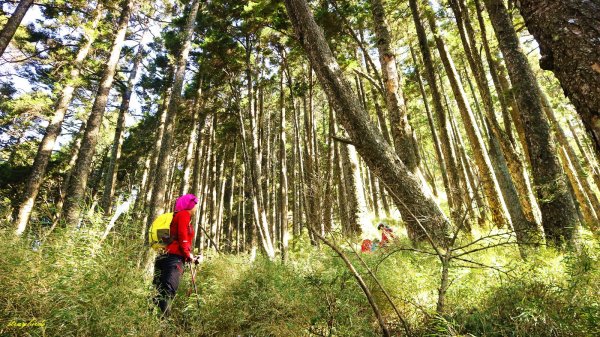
left=171, top=211, right=179, bottom=242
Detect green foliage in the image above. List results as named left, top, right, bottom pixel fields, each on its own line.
left=0, top=227, right=161, bottom=337
left=429, top=247, right=600, bottom=336
left=1, top=226, right=598, bottom=336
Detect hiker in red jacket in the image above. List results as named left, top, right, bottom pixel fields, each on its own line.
left=153, top=194, right=199, bottom=315
left=378, top=223, right=396, bottom=247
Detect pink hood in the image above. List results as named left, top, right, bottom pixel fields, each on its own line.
left=174, top=194, right=199, bottom=212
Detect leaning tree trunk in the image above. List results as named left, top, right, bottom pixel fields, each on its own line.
left=484, top=0, right=580, bottom=247
left=568, top=119, right=600, bottom=195
left=409, top=0, right=463, bottom=227
left=370, top=0, right=419, bottom=171
left=0, top=0, right=34, bottom=57
left=409, top=44, right=450, bottom=203
left=450, top=0, right=539, bottom=226
left=13, top=3, right=103, bottom=235
left=147, top=0, right=201, bottom=225
left=61, top=0, right=135, bottom=226
left=516, top=0, right=600, bottom=157
left=425, top=7, right=511, bottom=229
left=101, top=42, right=144, bottom=215
left=540, top=93, right=600, bottom=217
left=283, top=0, right=450, bottom=244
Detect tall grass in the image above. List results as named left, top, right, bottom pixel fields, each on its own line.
left=0, top=221, right=598, bottom=336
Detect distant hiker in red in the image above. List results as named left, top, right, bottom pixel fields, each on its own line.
left=378, top=223, right=396, bottom=247
left=153, top=194, right=199, bottom=315
left=361, top=239, right=373, bottom=253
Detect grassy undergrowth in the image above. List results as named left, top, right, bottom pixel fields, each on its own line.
left=0, top=223, right=598, bottom=336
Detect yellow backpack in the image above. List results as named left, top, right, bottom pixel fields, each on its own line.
left=148, top=213, right=174, bottom=251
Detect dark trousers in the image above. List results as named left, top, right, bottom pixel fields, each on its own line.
left=153, top=253, right=184, bottom=315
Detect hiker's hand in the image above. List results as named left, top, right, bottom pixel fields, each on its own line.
left=193, top=256, right=200, bottom=265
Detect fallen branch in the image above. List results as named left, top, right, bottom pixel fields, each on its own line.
left=306, top=225, right=391, bottom=337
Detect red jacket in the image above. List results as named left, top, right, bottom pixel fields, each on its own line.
left=166, top=211, right=195, bottom=260
left=381, top=228, right=395, bottom=246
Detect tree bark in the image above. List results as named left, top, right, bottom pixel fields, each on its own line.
left=140, top=67, right=173, bottom=223
left=0, top=0, right=34, bottom=57
left=279, top=69, right=289, bottom=261
left=516, top=0, right=600, bottom=157
left=568, top=119, right=600, bottom=196
left=101, top=42, right=144, bottom=214
left=409, top=0, right=463, bottom=227
left=484, top=0, right=580, bottom=247
left=340, top=142, right=368, bottom=237
left=425, top=7, right=511, bottom=228
left=13, top=3, right=103, bottom=235
left=410, top=44, right=450, bottom=202
left=558, top=145, right=598, bottom=226
left=451, top=0, right=539, bottom=226
left=147, top=0, right=201, bottom=225
left=538, top=97, right=600, bottom=227
left=180, top=84, right=204, bottom=195
left=284, top=0, right=450, bottom=244
left=62, top=0, right=135, bottom=226
left=370, top=0, right=419, bottom=171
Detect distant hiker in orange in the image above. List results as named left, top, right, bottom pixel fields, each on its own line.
left=361, top=239, right=373, bottom=253
left=378, top=223, right=396, bottom=247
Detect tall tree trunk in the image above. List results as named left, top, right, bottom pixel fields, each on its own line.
left=180, top=85, right=204, bottom=195
left=330, top=106, right=350, bottom=232
left=279, top=70, right=289, bottom=261
left=340, top=142, right=369, bottom=237
left=245, top=37, right=275, bottom=258
left=425, top=7, right=511, bottom=228
left=541, top=93, right=600, bottom=217
left=236, top=89, right=275, bottom=258
left=516, top=1, right=600, bottom=157
left=62, top=0, right=135, bottom=226
left=0, top=0, right=34, bottom=57
left=359, top=29, right=392, bottom=146
left=410, top=44, right=450, bottom=202
left=140, top=68, right=173, bottom=223
left=447, top=103, right=478, bottom=225
left=484, top=0, right=580, bottom=247
left=46, top=122, right=86, bottom=235
left=370, top=0, right=419, bottom=171
left=13, top=3, right=103, bottom=235
left=409, top=0, right=463, bottom=227
left=214, top=152, right=227, bottom=250
left=322, top=101, right=335, bottom=232
left=226, top=141, right=238, bottom=253
left=568, top=119, right=600, bottom=194
left=451, top=0, right=540, bottom=226
left=284, top=0, right=450, bottom=244
left=101, top=42, right=144, bottom=214
left=147, top=0, right=201, bottom=225
left=369, top=169, right=380, bottom=218
left=469, top=0, right=514, bottom=145
left=558, top=145, right=598, bottom=226
left=136, top=154, right=151, bottom=239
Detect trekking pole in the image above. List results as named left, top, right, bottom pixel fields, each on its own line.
left=189, top=262, right=201, bottom=309
left=198, top=224, right=220, bottom=253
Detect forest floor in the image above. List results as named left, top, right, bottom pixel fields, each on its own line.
left=0, top=217, right=598, bottom=337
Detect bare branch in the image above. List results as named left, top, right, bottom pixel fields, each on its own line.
left=331, top=134, right=354, bottom=145
left=353, top=69, right=384, bottom=96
